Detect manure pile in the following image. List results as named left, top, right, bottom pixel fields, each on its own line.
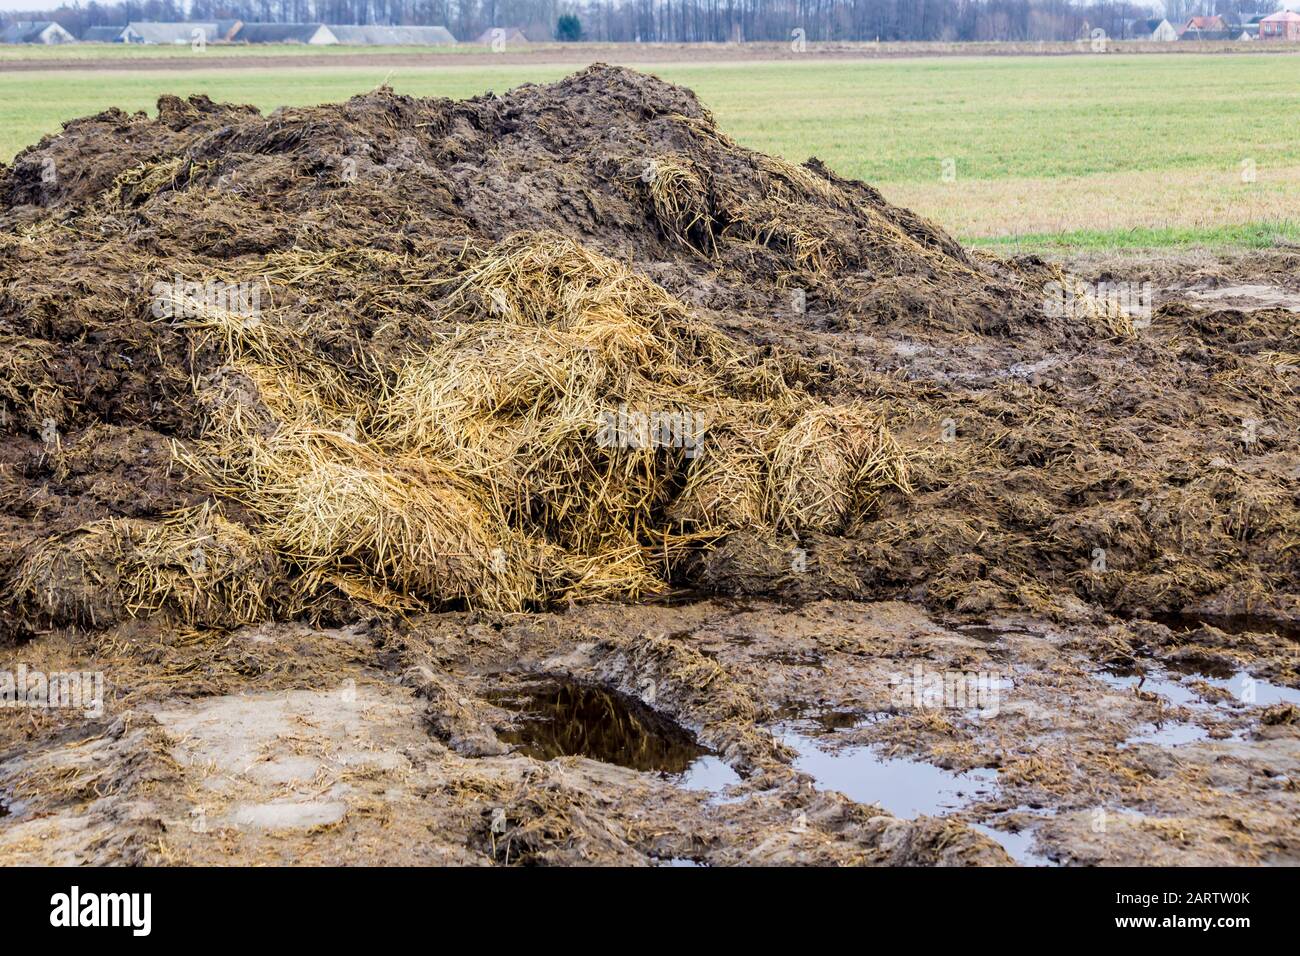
left=1, top=64, right=1296, bottom=641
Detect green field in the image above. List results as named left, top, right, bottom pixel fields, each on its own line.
left=3, top=53, right=1298, bottom=248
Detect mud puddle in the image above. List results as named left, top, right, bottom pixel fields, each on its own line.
left=779, top=726, right=997, bottom=817
left=1148, top=612, right=1300, bottom=643
left=1174, top=669, right=1300, bottom=709
left=1098, top=667, right=1213, bottom=709
left=806, top=709, right=890, bottom=732
left=1101, top=663, right=1300, bottom=709
left=944, top=622, right=1026, bottom=662
left=950, top=623, right=1009, bottom=642
left=1097, top=660, right=1299, bottom=748
left=969, top=823, right=1057, bottom=867
left=488, top=677, right=738, bottom=791
left=1126, top=720, right=1212, bottom=747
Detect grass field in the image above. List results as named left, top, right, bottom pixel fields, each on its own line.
left=2, top=51, right=1298, bottom=249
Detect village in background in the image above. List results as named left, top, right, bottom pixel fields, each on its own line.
left=3, top=1, right=1300, bottom=47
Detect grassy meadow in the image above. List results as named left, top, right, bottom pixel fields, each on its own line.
left=1, top=51, right=1297, bottom=249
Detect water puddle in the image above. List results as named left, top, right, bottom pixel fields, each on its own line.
left=1097, top=660, right=1300, bottom=747
left=488, top=678, right=738, bottom=789
left=1192, top=673, right=1299, bottom=708
left=775, top=706, right=893, bottom=732
left=1097, top=668, right=1215, bottom=746
left=779, top=728, right=997, bottom=817
left=808, top=709, right=875, bottom=732
left=1097, top=668, right=1206, bottom=710
left=1127, top=722, right=1211, bottom=746
left=678, top=755, right=742, bottom=794
left=969, top=822, right=1057, bottom=867
left=1101, top=665, right=1300, bottom=710
left=1159, top=653, right=1239, bottom=679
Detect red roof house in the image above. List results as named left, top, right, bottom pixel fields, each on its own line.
left=1179, top=15, right=1230, bottom=38
left=1260, top=11, right=1300, bottom=41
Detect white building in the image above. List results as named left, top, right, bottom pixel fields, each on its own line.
left=232, top=23, right=339, bottom=44
left=1149, top=18, right=1178, bottom=41
left=327, top=25, right=455, bottom=46
left=1124, top=18, right=1177, bottom=41
left=123, top=22, right=227, bottom=44
left=0, top=21, right=77, bottom=44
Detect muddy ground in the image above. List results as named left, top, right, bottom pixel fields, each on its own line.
left=1, top=595, right=1297, bottom=865
left=0, top=68, right=1297, bottom=865
left=2, top=255, right=1296, bottom=867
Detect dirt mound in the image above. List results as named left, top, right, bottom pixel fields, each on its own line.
left=0, top=65, right=1295, bottom=641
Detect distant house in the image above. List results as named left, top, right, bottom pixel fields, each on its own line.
left=81, top=25, right=127, bottom=42
left=1179, top=15, right=1232, bottom=40
left=328, top=25, right=455, bottom=46
left=1146, top=18, right=1178, bottom=42
left=123, top=22, right=225, bottom=45
left=1124, top=18, right=1177, bottom=41
left=232, top=23, right=339, bottom=45
left=475, top=27, right=529, bottom=45
left=0, top=21, right=76, bottom=44
left=1259, top=11, right=1300, bottom=41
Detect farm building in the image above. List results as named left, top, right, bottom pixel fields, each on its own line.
left=0, top=20, right=76, bottom=44
left=232, top=23, right=339, bottom=44
left=327, top=25, right=455, bottom=46
left=1123, top=18, right=1177, bottom=41
left=1259, top=11, right=1300, bottom=40
left=1146, top=18, right=1178, bottom=41
left=122, top=22, right=240, bottom=44
left=81, top=25, right=127, bottom=42
left=1178, top=15, right=1232, bottom=40
left=475, top=26, right=529, bottom=45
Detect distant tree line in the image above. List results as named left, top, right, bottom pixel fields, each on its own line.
left=3, top=0, right=1282, bottom=43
